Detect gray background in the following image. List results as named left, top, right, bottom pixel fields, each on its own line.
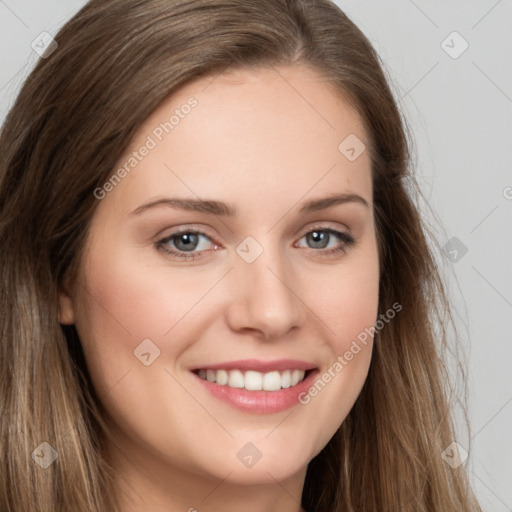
left=1, top=1, right=511, bottom=510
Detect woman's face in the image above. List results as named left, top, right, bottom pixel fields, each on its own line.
left=59, top=64, right=379, bottom=493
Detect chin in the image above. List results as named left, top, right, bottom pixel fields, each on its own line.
left=193, top=442, right=313, bottom=485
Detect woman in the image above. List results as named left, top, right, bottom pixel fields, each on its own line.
left=0, top=0, right=482, bottom=511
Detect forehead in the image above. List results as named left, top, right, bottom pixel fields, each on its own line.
left=100, top=64, right=372, bottom=218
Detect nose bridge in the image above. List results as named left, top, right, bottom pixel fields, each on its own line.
left=227, top=236, right=302, bottom=339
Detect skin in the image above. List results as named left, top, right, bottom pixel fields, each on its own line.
left=59, top=64, right=380, bottom=512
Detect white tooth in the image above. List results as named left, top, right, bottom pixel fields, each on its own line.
left=244, top=371, right=263, bottom=390
left=262, top=371, right=282, bottom=391
left=216, top=369, right=228, bottom=385
left=281, top=370, right=291, bottom=388
left=228, top=369, right=245, bottom=388
left=290, top=369, right=302, bottom=386
left=201, top=368, right=306, bottom=389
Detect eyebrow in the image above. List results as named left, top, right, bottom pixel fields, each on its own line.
left=129, top=193, right=369, bottom=217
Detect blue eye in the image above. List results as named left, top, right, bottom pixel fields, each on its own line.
left=156, top=227, right=356, bottom=261
left=296, top=228, right=355, bottom=253
left=156, top=230, right=215, bottom=260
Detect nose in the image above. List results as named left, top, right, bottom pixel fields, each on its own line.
left=225, top=243, right=304, bottom=340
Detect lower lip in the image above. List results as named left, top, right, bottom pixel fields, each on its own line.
left=191, top=370, right=319, bottom=414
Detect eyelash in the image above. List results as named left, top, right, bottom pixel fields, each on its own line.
left=155, top=225, right=356, bottom=261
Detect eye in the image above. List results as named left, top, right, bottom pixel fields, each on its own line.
left=156, top=229, right=218, bottom=260
left=295, top=227, right=356, bottom=256
left=155, top=225, right=356, bottom=261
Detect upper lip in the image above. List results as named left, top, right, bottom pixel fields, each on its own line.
left=191, top=359, right=317, bottom=372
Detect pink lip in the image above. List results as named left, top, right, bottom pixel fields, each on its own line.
left=191, top=367, right=319, bottom=414
left=191, top=358, right=317, bottom=372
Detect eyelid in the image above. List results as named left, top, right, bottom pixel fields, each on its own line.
left=156, top=224, right=222, bottom=244
left=297, top=221, right=350, bottom=237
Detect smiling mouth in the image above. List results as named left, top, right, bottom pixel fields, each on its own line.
left=192, top=368, right=312, bottom=391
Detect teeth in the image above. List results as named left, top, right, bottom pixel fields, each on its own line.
left=228, top=369, right=244, bottom=388
left=245, top=371, right=263, bottom=390
left=291, top=369, right=302, bottom=386
left=263, top=371, right=281, bottom=391
left=216, top=369, right=229, bottom=385
left=196, top=368, right=307, bottom=391
left=281, top=370, right=291, bottom=388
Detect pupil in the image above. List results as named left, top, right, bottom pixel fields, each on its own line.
left=309, top=230, right=328, bottom=248
left=176, top=233, right=198, bottom=251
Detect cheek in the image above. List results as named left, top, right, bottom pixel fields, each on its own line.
left=78, top=239, right=195, bottom=336
left=295, top=244, right=379, bottom=443
left=72, top=245, right=179, bottom=394
left=309, top=245, right=380, bottom=353
left=73, top=239, right=229, bottom=402
left=72, top=246, right=216, bottom=456
left=330, top=267, right=379, bottom=350
left=332, top=251, right=380, bottom=381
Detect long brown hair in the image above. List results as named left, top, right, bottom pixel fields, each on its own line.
left=0, top=0, right=481, bottom=510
